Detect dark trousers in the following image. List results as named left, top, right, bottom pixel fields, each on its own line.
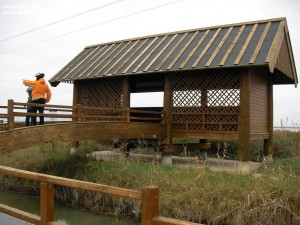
left=31, top=98, right=46, bottom=125
left=25, top=108, right=32, bottom=126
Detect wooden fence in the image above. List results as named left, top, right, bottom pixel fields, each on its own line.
left=0, top=99, right=163, bottom=131
left=0, top=165, right=202, bottom=225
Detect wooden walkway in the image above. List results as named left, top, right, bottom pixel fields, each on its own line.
left=0, top=100, right=166, bottom=152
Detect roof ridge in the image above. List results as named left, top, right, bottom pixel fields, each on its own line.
left=85, top=17, right=286, bottom=49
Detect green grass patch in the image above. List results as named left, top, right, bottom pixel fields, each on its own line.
left=0, top=141, right=300, bottom=225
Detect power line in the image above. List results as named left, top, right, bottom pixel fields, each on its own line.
left=0, top=0, right=125, bottom=43
left=0, top=0, right=184, bottom=55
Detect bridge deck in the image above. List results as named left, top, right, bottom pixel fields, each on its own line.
left=0, top=121, right=166, bottom=152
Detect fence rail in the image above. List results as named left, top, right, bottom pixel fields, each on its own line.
left=0, top=99, right=164, bottom=131
left=0, top=165, right=202, bottom=225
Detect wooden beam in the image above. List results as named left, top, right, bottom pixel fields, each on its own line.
left=265, top=21, right=286, bottom=73
left=264, top=77, right=273, bottom=156
left=164, top=74, right=172, bottom=145
left=0, top=165, right=142, bottom=200
left=239, top=69, right=251, bottom=161
left=0, top=122, right=166, bottom=152
left=0, top=203, right=40, bottom=225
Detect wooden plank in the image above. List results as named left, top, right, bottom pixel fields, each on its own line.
left=143, top=35, right=178, bottom=72
left=167, top=31, right=199, bottom=70
left=102, top=41, right=132, bottom=75
left=122, top=38, right=150, bottom=74
left=249, top=22, right=271, bottom=64
left=132, top=37, right=159, bottom=73
left=265, top=21, right=286, bottom=73
left=192, top=28, right=221, bottom=68
left=155, top=33, right=188, bottom=71
left=141, top=186, right=159, bottom=225
left=234, top=24, right=258, bottom=65
left=219, top=25, right=245, bottom=66
left=85, top=44, right=115, bottom=78
left=0, top=203, right=40, bottom=225
left=179, top=30, right=210, bottom=69
left=205, top=27, right=233, bottom=67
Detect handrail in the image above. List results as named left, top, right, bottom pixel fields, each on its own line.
left=0, top=165, right=202, bottom=225
left=0, top=99, right=164, bottom=131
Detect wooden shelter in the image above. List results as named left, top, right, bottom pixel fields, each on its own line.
left=49, top=18, right=298, bottom=161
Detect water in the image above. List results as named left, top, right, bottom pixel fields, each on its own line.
left=0, top=190, right=138, bottom=225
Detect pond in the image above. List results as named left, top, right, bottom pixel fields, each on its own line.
left=0, top=190, right=139, bottom=225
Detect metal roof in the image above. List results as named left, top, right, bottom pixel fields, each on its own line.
left=49, top=17, right=298, bottom=86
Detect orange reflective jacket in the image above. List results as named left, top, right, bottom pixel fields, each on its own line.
left=23, top=78, right=51, bottom=103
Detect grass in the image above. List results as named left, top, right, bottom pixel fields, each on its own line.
left=0, top=130, right=300, bottom=225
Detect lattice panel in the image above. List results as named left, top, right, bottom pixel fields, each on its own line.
left=77, top=78, right=123, bottom=109
left=172, top=69, right=240, bottom=132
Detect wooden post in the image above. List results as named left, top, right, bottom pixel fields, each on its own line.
left=163, top=74, right=172, bottom=146
left=40, top=182, right=54, bottom=225
left=239, top=70, right=251, bottom=161
left=7, top=99, right=14, bottom=131
left=122, top=78, right=131, bottom=121
left=264, top=77, right=273, bottom=156
left=141, top=186, right=159, bottom=225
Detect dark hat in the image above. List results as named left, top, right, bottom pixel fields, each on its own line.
left=35, top=73, right=45, bottom=79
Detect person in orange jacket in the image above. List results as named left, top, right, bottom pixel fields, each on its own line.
left=23, top=73, right=51, bottom=125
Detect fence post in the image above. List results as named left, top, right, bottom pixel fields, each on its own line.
left=7, top=99, right=14, bottom=130
left=141, top=185, right=159, bottom=225
left=76, top=104, right=82, bottom=122
left=125, top=107, right=130, bottom=122
left=40, top=182, right=54, bottom=225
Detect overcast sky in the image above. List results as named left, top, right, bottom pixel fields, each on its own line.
left=0, top=0, right=299, bottom=126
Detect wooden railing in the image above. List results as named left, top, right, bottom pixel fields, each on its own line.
left=0, top=99, right=164, bottom=131
left=0, top=165, right=202, bottom=225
